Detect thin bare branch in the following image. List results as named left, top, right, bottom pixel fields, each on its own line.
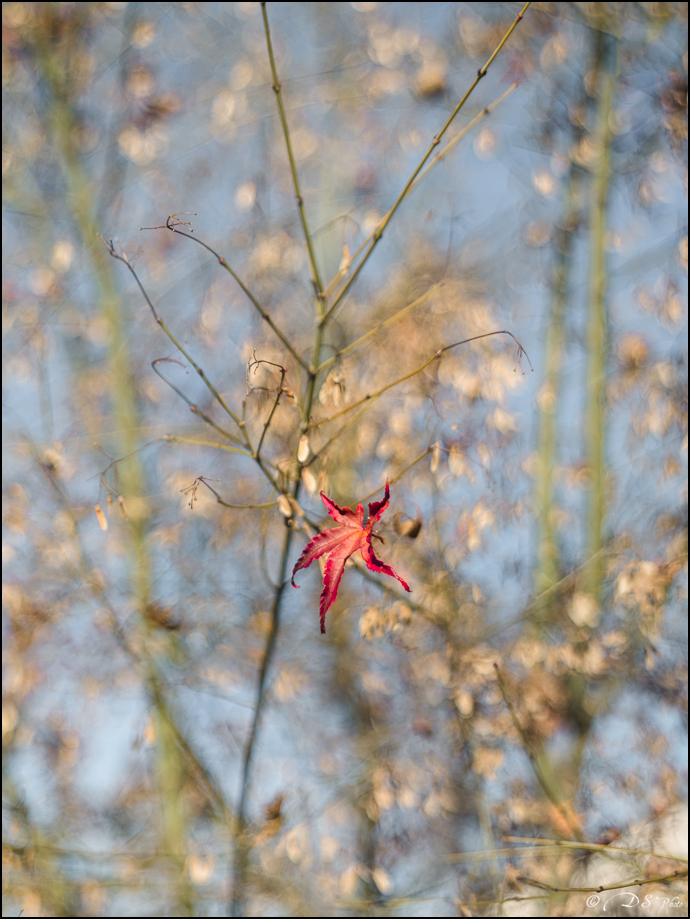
left=311, top=330, right=532, bottom=428
left=320, top=81, right=519, bottom=305
left=494, top=663, right=584, bottom=841
left=317, top=283, right=443, bottom=376
left=516, top=869, right=688, bottom=894
left=180, top=476, right=278, bottom=511
left=100, top=235, right=252, bottom=440
left=261, top=1, right=325, bottom=310
left=137, top=217, right=311, bottom=372
left=246, top=356, right=289, bottom=458
left=152, top=358, right=247, bottom=447
left=503, top=837, right=689, bottom=863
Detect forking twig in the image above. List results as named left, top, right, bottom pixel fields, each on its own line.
left=320, top=3, right=531, bottom=325
left=137, top=216, right=311, bottom=373
left=311, top=330, right=533, bottom=428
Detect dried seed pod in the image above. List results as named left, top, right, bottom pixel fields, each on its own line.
left=297, top=435, right=310, bottom=463
left=430, top=441, right=441, bottom=473
left=94, top=504, right=108, bottom=531
left=393, top=505, right=422, bottom=539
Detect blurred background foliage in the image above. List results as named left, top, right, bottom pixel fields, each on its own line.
left=2, top=2, right=687, bottom=916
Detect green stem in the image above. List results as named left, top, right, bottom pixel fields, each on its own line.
left=534, top=161, right=582, bottom=606
left=584, top=25, right=617, bottom=602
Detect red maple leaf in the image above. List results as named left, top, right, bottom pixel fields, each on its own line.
left=291, top=479, right=411, bottom=634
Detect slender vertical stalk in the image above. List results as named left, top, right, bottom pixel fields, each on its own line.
left=262, top=1, right=325, bottom=309
left=585, top=24, right=617, bottom=602
left=155, top=702, right=195, bottom=917
left=34, top=16, right=150, bottom=607
left=534, top=165, right=581, bottom=604
left=232, top=12, right=327, bottom=913
left=34, top=16, right=197, bottom=916
left=231, top=524, right=294, bottom=917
